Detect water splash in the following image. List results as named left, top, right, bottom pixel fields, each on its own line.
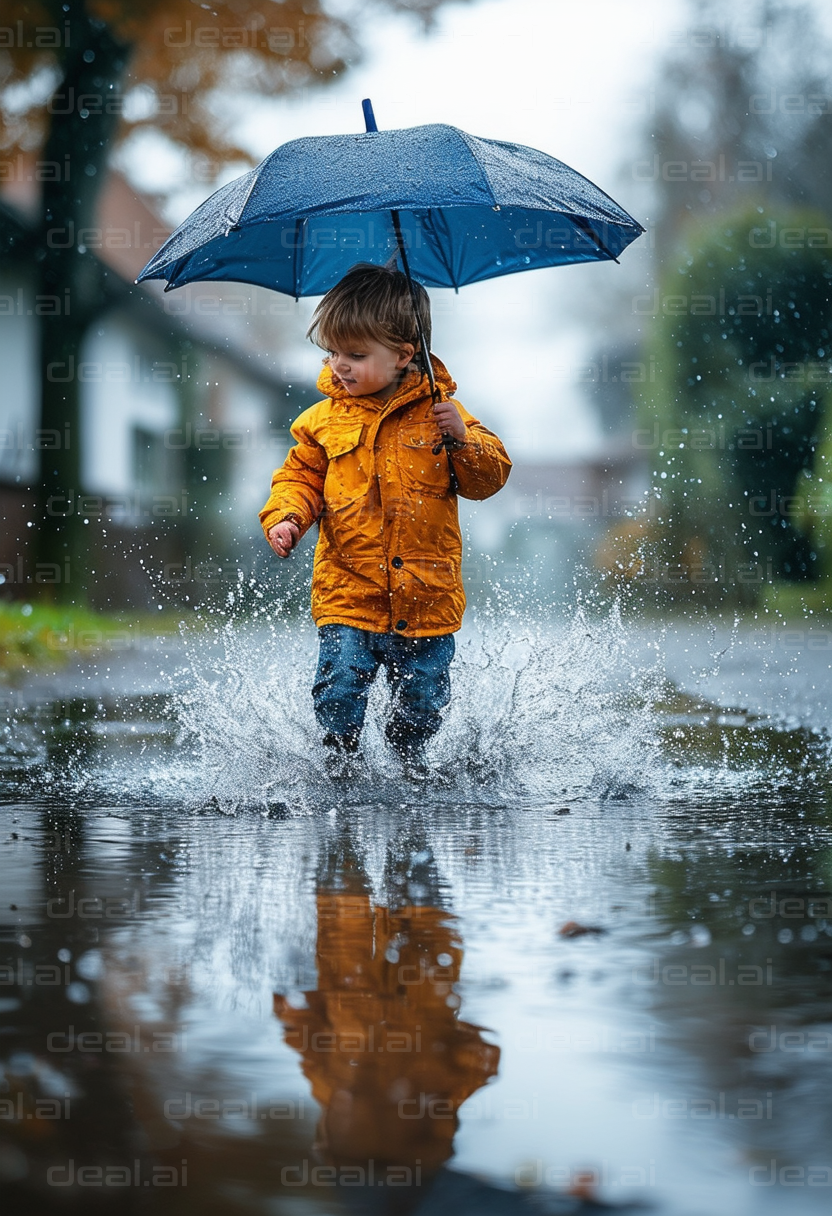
left=163, top=602, right=667, bottom=813
left=6, top=587, right=829, bottom=813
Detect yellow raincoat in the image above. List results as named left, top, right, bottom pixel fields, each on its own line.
left=259, top=355, right=511, bottom=636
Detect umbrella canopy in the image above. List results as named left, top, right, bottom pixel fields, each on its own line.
left=137, top=118, right=644, bottom=298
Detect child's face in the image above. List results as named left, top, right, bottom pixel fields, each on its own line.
left=325, top=337, right=414, bottom=399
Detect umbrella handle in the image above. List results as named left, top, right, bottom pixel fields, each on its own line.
left=429, top=384, right=447, bottom=453
left=431, top=389, right=463, bottom=479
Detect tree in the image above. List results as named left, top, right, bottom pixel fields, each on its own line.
left=0, top=0, right=467, bottom=600
left=639, top=205, right=832, bottom=605
left=620, top=0, right=832, bottom=605
left=644, top=0, right=832, bottom=253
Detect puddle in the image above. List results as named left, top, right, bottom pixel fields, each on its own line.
left=1, top=612, right=832, bottom=1213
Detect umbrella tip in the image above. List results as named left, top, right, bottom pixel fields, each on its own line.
left=361, top=98, right=378, bottom=133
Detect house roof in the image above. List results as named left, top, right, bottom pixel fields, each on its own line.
left=0, top=160, right=293, bottom=392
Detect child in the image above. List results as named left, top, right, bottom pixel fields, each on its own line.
left=259, top=263, right=511, bottom=777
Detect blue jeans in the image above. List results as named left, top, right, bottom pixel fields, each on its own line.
left=312, top=625, right=455, bottom=756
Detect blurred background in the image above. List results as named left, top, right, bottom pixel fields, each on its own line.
left=5, top=9, right=832, bottom=1212
left=2, top=0, right=832, bottom=631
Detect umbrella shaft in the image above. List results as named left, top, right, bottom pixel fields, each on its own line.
left=390, top=208, right=437, bottom=401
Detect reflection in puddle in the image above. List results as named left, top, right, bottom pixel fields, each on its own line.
left=274, top=832, right=500, bottom=1194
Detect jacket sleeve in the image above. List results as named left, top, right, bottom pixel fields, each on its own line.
left=448, top=403, right=512, bottom=501
left=258, top=408, right=328, bottom=540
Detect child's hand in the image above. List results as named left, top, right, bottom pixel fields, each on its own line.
left=268, top=520, right=300, bottom=558
left=433, top=398, right=466, bottom=442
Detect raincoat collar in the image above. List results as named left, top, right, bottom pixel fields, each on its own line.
left=316, top=354, right=457, bottom=411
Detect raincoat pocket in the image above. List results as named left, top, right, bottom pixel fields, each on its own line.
left=398, top=423, right=450, bottom=497
left=320, top=424, right=368, bottom=510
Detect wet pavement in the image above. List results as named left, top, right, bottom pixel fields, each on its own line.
left=2, top=612, right=832, bottom=1214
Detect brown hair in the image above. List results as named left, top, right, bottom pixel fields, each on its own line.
left=306, top=262, right=431, bottom=358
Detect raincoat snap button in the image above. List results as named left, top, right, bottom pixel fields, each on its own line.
left=395, top=619, right=408, bottom=631
left=391, top=556, right=403, bottom=568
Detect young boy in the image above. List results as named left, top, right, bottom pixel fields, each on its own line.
left=259, top=263, right=511, bottom=776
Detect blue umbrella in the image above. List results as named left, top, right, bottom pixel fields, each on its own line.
left=138, top=100, right=643, bottom=414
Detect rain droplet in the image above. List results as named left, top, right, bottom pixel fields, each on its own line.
left=76, top=951, right=104, bottom=981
